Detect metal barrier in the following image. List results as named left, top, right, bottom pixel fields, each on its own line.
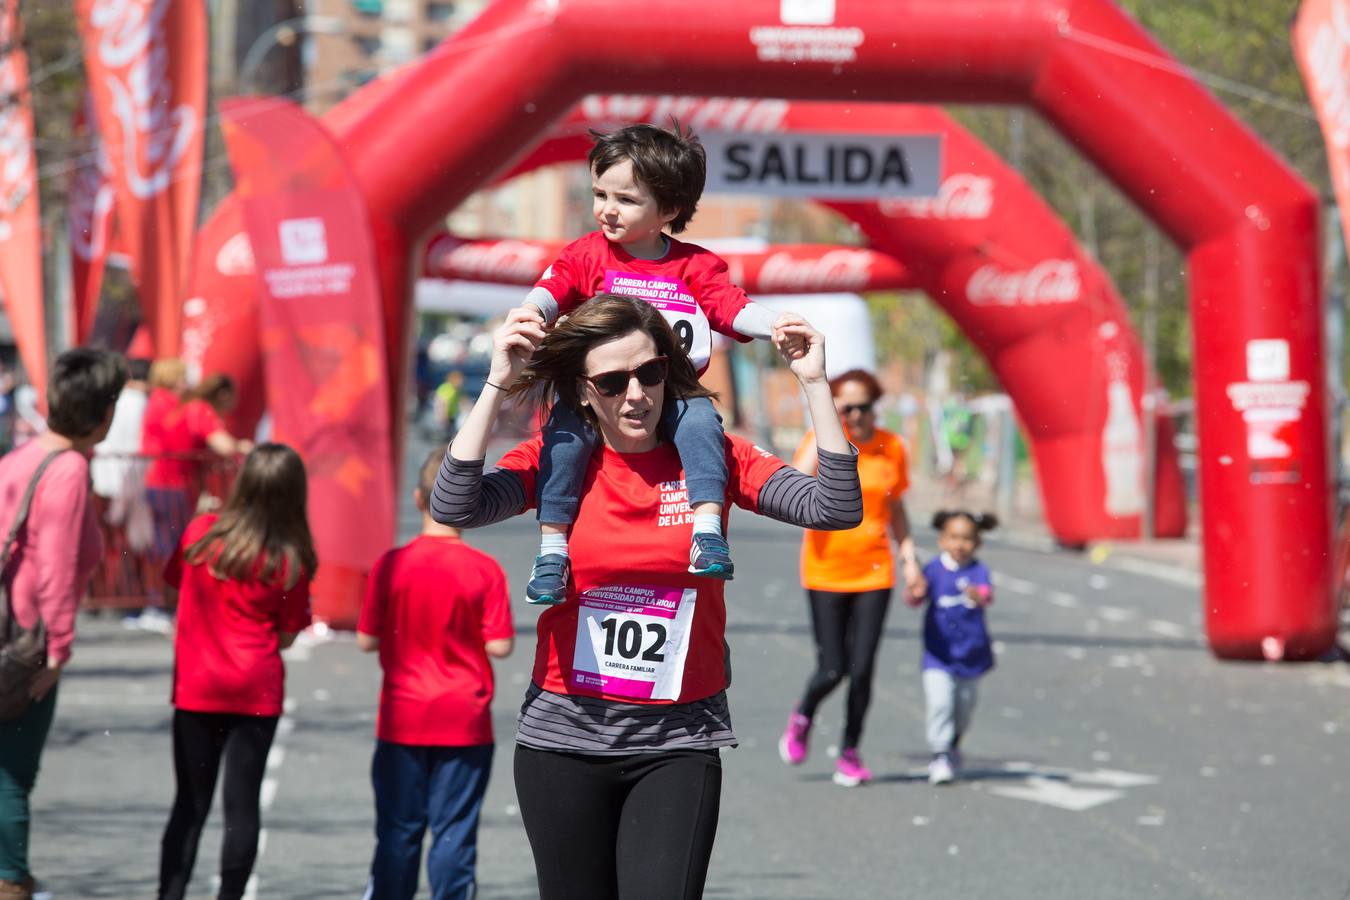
left=86, top=452, right=241, bottom=609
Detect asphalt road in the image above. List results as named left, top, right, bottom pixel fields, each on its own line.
left=25, top=439, right=1350, bottom=899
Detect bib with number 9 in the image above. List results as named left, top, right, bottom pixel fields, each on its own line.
left=602, top=270, right=712, bottom=372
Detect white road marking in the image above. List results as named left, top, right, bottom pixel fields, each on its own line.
left=1145, top=619, right=1187, bottom=638
left=993, top=573, right=1036, bottom=594
left=1074, top=768, right=1160, bottom=788
left=1106, top=556, right=1202, bottom=588
left=990, top=776, right=1124, bottom=812
left=1098, top=606, right=1134, bottom=623
left=261, top=778, right=279, bottom=810
left=1048, top=591, right=1080, bottom=608
left=266, top=746, right=285, bottom=771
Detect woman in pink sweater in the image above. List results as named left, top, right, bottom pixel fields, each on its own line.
left=0, top=349, right=127, bottom=900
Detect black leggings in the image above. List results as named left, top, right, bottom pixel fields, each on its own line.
left=797, top=588, right=892, bottom=749
left=514, top=745, right=722, bottom=900
left=159, top=710, right=279, bottom=900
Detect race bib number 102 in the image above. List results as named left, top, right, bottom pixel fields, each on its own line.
left=570, top=584, right=697, bottom=701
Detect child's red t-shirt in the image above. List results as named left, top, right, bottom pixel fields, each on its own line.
left=166, top=514, right=312, bottom=716
left=494, top=434, right=785, bottom=705
left=358, top=535, right=514, bottom=746
left=145, top=399, right=225, bottom=490
left=533, top=230, right=754, bottom=373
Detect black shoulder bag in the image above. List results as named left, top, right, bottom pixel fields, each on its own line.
left=0, top=450, right=70, bottom=719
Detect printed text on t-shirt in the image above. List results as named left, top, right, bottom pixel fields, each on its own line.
left=658, top=479, right=694, bottom=527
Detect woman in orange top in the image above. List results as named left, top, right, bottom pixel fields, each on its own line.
left=778, top=369, right=925, bottom=786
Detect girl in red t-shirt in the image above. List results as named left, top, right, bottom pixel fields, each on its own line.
left=157, top=443, right=316, bottom=900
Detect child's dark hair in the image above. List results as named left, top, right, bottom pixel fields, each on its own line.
left=588, top=121, right=706, bottom=234
left=931, top=510, right=999, bottom=533
left=186, top=443, right=317, bottom=590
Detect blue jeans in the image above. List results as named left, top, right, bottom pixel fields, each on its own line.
left=367, top=741, right=493, bottom=900
left=538, top=396, right=727, bottom=524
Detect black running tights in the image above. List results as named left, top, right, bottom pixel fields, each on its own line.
left=158, top=709, right=279, bottom=900
left=797, top=587, right=893, bottom=749
left=514, top=745, right=722, bottom=900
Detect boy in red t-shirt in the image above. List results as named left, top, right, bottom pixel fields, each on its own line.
left=357, top=450, right=514, bottom=900
left=518, top=122, right=783, bottom=605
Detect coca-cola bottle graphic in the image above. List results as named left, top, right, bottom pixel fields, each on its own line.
left=1101, top=352, right=1144, bottom=517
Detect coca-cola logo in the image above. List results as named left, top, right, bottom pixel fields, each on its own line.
left=966, top=260, right=1080, bottom=306
left=880, top=173, right=993, bottom=220
left=429, top=237, right=551, bottom=283
left=579, top=95, right=789, bottom=134
left=70, top=107, right=116, bottom=261
left=89, top=0, right=198, bottom=199
left=756, top=249, right=874, bottom=292
left=0, top=56, right=33, bottom=220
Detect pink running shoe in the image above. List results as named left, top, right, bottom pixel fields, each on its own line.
left=832, top=748, right=873, bottom=787
left=778, top=710, right=811, bottom=765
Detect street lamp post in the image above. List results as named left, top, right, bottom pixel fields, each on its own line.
left=240, top=15, right=345, bottom=95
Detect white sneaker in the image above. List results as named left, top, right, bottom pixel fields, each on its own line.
left=928, top=753, right=955, bottom=785
left=135, top=607, right=173, bottom=635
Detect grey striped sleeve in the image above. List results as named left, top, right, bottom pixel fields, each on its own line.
left=515, top=682, right=737, bottom=754
left=428, top=451, right=529, bottom=528
left=757, top=447, right=863, bottom=530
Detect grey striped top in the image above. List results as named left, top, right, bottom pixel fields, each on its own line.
left=433, top=444, right=861, bottom=755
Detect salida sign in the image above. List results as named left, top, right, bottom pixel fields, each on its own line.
left=700, top=131, right=941, bottom=199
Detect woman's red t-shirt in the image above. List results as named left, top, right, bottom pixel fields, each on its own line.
left=140, top=388, right=179, bottom=458
left=494, top=434, right=784, bottom=705
left=166, top=514, right=312, bottom=716
left=145, top=399, right=225, bottom=490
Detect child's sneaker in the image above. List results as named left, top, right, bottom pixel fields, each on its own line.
left=928, top=752, right=956, bottom=785
left=688, top=533, right=734, bottom=580
left=778, top=710, right=811, bottom=765
left=525, top=554, right=570, bottom=605
left=832, top=748, right=872, bottom=786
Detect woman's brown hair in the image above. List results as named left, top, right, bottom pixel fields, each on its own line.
left=185, top=443, right=317, bottom=590
left=191, top=373, right=237, bottom=412
left=510, top=293, right=714, bottom=430
left=829, top=368, right=884, bottom=402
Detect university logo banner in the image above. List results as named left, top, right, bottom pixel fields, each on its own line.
left=221, top=97, right=395, bottom=627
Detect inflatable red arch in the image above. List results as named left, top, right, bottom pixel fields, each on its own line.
left=189, top=0, right=1328, bottom=660
left=194, top=93, right=1189, bottom=544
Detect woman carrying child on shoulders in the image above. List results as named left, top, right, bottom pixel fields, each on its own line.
left=433, top=293, right=860, bottom=899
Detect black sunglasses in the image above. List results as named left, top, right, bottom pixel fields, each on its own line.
left=841, top=402, right=875, bottom=416
left=583, top=356, right=670, bottom=398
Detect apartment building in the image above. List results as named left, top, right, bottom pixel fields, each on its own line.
left=300, top=0, right=487, bottom=111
